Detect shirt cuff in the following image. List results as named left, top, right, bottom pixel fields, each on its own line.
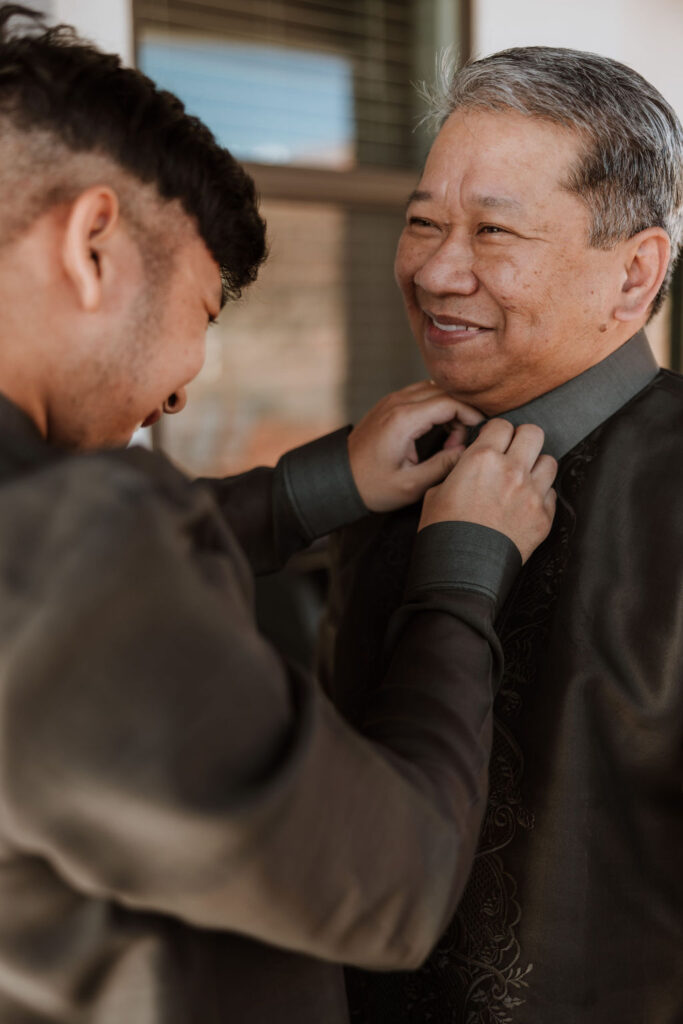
left=277, top=427, right=368, bottom=541
left=405, top=521, right=522, bottom=610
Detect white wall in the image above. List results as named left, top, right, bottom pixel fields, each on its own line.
left=52, top=0, right=133, bottom=64
left=473, top=0, right=683, bottom=364
left=474, top=0, right=683, bottom=116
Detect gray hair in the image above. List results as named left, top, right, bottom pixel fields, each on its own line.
left=422, top=47, right=683, bottom=317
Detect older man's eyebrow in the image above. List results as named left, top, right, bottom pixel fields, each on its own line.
left=405, top=190, right=526, bottom=213
left=405, top=189, right=432, bottom=209
left=473, top=194, right=524, bottom=211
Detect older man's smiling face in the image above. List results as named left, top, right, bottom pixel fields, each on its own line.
left=395, top=107, right=627, bottom=414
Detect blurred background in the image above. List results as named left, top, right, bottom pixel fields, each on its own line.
left=27, top=0, right=683, bottom=479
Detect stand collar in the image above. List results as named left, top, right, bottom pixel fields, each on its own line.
left=477, top=330, right=659, bottom=460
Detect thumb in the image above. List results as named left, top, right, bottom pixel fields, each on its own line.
left=411, top=444, right=463, bottom=491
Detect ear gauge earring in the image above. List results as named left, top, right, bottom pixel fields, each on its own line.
left=162, top=389, right=187, bottom=415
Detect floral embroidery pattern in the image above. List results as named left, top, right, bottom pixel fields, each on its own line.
left=439, top=438, right=600, bottom=1023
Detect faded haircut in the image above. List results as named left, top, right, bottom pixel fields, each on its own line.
left=422, top=47, right=683, bottom=316
left=0, top=3, right=266, bottom=302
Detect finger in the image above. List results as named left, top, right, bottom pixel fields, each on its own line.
left=443, top=422, right=468, bottom=449
left=506, top=423, right=546, bottom=468
left=441, top=400, right=485, bottom=426
left=401, top=394, right=472, bottom=439
left=403, top=392, right=485, bottom=426
left=530, top=453, right=558, bottom=490
left=388, top=382, right=485, bottom=426
left=544, top=487, right=557, bottom=515
left=468, top=417, right=515, bottom=452
left=372, top=381, right=440, bottom=416
left=411, top=445, right=464, bottom=489
left=393, top=379, right=444, bottom=400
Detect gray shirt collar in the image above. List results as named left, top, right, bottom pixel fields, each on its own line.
left=496, top=330, right=658, bottom=460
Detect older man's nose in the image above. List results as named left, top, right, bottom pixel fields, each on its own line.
left=414, top=237, right=478, bottom=295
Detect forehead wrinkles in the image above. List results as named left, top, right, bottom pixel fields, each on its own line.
left=423, top=109, right=582, bottom=212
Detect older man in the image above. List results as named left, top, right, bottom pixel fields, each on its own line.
left=323, top=47, right=683, bottom=1023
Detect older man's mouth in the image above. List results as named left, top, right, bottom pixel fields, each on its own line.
left=424, top=312, right=493, bottom=345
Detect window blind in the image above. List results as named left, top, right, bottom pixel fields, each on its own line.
left=135, top=0, right=426, bottom=169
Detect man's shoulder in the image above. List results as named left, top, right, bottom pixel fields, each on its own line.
left=603, top=367, right=683, bottom=445
left=0, top=445, right=201, bottom=575
left=12, top=444, right=192, bottom=511
left=576, top=367, right=683, bottom=539
left=650, top=366, right=683, bottom=399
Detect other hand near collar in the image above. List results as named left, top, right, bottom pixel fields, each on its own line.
left=347, top=380, right=484, bottom=514
left=418, top=419, right=557, bottom=564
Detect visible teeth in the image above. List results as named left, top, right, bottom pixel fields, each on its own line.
left=431, top=316, right=482, bottom=332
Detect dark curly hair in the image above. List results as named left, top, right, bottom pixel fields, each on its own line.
left=0, top=3, right=267, bottom=301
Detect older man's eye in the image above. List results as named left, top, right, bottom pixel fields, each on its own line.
left=408, top=215, right=435, bottom=228
left=479, top=224, right=506, bottom=234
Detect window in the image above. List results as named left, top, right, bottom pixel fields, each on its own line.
left=134, top=0, right=464, bottom=475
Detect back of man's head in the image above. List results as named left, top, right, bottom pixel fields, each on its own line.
left=425, top=46, right=683, bottom=316
left=0, top=3, right=266, bottom=301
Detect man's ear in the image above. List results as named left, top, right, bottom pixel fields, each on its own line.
left=62, top=186, right=120, bottom=312
left=613, top=227, right=671, bottom=323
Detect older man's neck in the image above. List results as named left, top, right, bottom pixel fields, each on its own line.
left=463, top=324, right=646, bottom=416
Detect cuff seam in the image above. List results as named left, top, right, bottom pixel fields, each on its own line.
left=281, top=459, right=315, bottom=540
left=406, top=580, right=499, bottom=601
left=406, top=521, right=521, bottom=610
left=278, top=427, right=367, bottom=540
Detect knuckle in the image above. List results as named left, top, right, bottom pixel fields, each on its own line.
left=539, top=454, right=558, bottom=475
left=384, top=404, right=405, bottom=426
left=523, top=487, right=543, bottom=514
left=469, top=444, right=497, bottom=465
left=482, top=417, right=513, bottom=438
left=518, top=422, right=544, bottom=443
left=500, top=463, right=525, bottom=493
left=508, top=465, right=526, bottom=488
left=399, top=475, right=419, bottom=499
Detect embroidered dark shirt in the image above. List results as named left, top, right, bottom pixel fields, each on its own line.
left=323, top=332, right=683, bottom=1024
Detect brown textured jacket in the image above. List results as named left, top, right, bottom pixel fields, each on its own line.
left=0, top=397, right=517, bottom=1023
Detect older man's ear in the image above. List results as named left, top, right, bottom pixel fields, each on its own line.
left=613, top=227, right=671, bottom=323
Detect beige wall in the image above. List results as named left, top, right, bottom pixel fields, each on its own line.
left=472, top=0, right=683, bottom=365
